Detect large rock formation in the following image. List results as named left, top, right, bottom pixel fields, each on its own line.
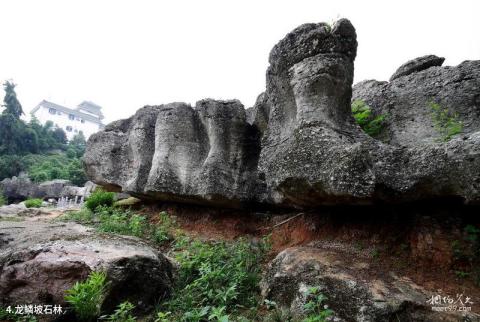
left=261, top=247, right=479, bottom=321
left=353, top=58, right=480, bottom=146
left=0, top=218, right=173, bottom=315
left=0, top=175, right=96, bottom=202
left=85, top=100, right=262, bottom=207
left=84, top=19, right=480, bottom=209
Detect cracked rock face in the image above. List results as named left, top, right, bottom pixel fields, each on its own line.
left=85, top=19, right=480, bottom=208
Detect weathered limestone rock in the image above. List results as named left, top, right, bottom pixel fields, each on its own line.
left=353, top=59, right=480, bottom=146
left=0, top=219, right=173, bottom=314
left=85, top=100, right=262, bottom=207
left=256, top=21, right=480, bottom=207
left=84, top=19, right=480, bottom=208
left=261, top=247, right=479, bottom=321
left=389, top=54, right=445, bottom=81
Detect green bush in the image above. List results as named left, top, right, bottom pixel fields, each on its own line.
left=351, top=99, right=386, bottom=137
left=65, top=271, right=106, bottom=321
left=158, top=236, right=270, bottom=320
left=24, top=198, right=43, bottom=208
left=102, top=301, right=136, bottom=322
left=153, top=212, right=174, bottom=244
left=429, top=101, right=463, bottom=141
left=85, top=189, right=115, bottom=212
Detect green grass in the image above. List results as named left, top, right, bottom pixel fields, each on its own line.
left=64, top=271, right=107, bottom=321
left=351, top=99, right=386, bottom=137
left=24, top=198, right=43, bottom=208
left=429, top=101, right=463, bottom=141
left=60, top=208, right=95, bottom=224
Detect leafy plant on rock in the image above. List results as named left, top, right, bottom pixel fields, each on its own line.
left=429, top=101, right=463, bottom=141
left=64, top=271, right=107, bottom=321
left=302, top=287, right=333, bottom=322
left=351, top=99, right=386, bottom=137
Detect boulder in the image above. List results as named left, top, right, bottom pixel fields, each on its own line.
left=84, top=19, right=480, bottom=208
left=261, top=246, right=479, bottom=321
left=389, top=54, right=445, bottom=81
left=0, top=220, right=173, bottom=314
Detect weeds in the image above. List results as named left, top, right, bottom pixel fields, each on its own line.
left=85, top=189, right=115, bottom=212
left=429, top=101, right=463, bottom=141
left=156, top=236, right=271, bottom=321
left=101, top=301, right=136, bottom=322
left=302, top=287, right=333, bottom=322
left=64, top=271, right=107, bottom=321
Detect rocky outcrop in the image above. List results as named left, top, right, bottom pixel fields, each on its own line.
left=0, top=218, right=173, bottom=314
left=389, top=54, right=445, bottom=81
left=0, top=176, right=96, bottom=202
left=84, top=19, right=480, bottom=208
left=353, top=59, right=480, bottom=146
left=85, top=100, right=262, bottom=207
left=261, top=246, right=479, bottom=321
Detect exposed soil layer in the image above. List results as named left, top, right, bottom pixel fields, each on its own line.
left=137, top=200, right=480, bottom=313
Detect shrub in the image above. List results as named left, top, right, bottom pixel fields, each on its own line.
left=102, top=301, right=136, bottom=322
left=351, top=99, right=386, bottom=137
left=158, top=236, right=270, bottom=320
left=85, top=189, right=115, bottom=212
left=65, top=271, right=107, bottom=321
left=429, top=101, right=463, bottom=141
left=153, top=212, right=174, bottom=245
left=24, top=198, right=43, bottom=208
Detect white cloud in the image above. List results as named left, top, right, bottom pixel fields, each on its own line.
left=1, top=0, right=479, bottom=123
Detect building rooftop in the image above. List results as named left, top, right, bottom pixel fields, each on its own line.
left=31, top=100, right=104, bottom=125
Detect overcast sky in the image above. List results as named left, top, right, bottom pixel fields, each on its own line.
left=1, top=0, right=479, bottom=123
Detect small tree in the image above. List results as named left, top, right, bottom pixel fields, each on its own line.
left=2, top=81, right=23, bottom=118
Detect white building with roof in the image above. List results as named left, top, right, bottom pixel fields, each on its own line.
left=31, top=100, right=105, bottom=140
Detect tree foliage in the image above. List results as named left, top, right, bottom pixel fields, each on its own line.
left=0, top=81, right=88, bottom=185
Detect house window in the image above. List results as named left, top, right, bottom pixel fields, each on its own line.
left=69, top=114, right=75, bottom=120
left=66, top=126, right=73, bottom=132
left=48, top=108, right=56, bottom=114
